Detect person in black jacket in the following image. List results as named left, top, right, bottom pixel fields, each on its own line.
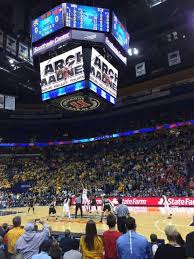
left=154, top=225, right=186, bottom=259
left=59, top=229, right=74, bottom=254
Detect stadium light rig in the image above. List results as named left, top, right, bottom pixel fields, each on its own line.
left=128, top=48, right=139, bottom=56
left=147, top=0, right=167, bottom=8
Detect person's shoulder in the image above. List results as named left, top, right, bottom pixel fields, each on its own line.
left=186, top=231, right=194, bottom=239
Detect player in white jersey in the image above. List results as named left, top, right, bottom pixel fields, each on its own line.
left=62, top=195, right=72, bottom=219
left=162, top=195, right=172, bottom=219
left=82, top=185, right=90, bottom=212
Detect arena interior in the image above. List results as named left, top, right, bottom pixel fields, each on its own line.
left=0, top=0, right=194, bottom=258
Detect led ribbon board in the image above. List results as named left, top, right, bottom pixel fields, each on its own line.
left=89, top=48, right=118, bottom=103
left=40, top=46, right=85, bottom=100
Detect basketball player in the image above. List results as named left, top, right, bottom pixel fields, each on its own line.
left=162, top=195, right=172, bottom=219
left=100, top=195, right=113, bottom=222
left=48, top=200, right=57, bottom=220
left=90, top=194, right=98, bottom=213
left=62, top=195, right=72, bottom=219
left=28, top=198, right=35, bottom=214
left=82, top=184, right=90, bottom=212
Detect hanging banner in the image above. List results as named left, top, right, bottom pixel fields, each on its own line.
left=0, top=95, right=4, bottom=109
left=5, top=96, right=15, bottom=110
left=29, top=48, right=34, bottom=65
left=0, top=30, right=3, bottom=48
left=18, top=42, right=29, bottom=61
left=135, top=62, right=146, bottom=77
left=6, top=35, right=17, bottom=55
left=168, top=50, right=181, bottom=67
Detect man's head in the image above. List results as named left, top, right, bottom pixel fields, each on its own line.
left=72, top=239, right=79, bottom=250
left=24, top=222, right=36, bottom=232
left=118, top=198, right=122, bottom=204
left=64, top=229, right=71, bottom=237
left=13, top=216, right=21, bottom=227
left=107, top=213, right=116, bottom=229
left=150, top=234, right=158, bottom=243
left=125, top=217, right=136, bottom=231
left=40, top=240, right=51, bottom=253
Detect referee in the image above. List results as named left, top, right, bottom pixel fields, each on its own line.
left=75, top=193, right=83, bottom=218
left=116, top=197, right=129, bottom=234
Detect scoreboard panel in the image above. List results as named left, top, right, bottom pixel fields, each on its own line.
left=32, top=4, right=64, bottom=43
left=112, top=12, right=129, bottom=52
left=64, top=3, right=110, bottom=32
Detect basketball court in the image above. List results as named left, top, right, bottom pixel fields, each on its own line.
left=0, top=206, right=193, bottom=241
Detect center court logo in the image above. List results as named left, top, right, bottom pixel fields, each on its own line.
left=60, top=96, right=100, bottom=111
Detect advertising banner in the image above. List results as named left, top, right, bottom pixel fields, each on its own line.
left=168, top=50, right=181, bottom=67
left=72, top=197, right=194, bottom=207
left=18, top=42, right=29, bottom=61
left=6, top=35, right=17, bottom=55
left=40, top=46, right=85, bottom=94
left=90, top=48, right=118, bottom=98
left=135, top=62, right=146, bottom=77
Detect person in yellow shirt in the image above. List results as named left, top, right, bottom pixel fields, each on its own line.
left=6, top=216, right=24, bottom=257
left=80, top=220, right=103, bottom=259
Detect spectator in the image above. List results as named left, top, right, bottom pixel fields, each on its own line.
left=150, top=234, right=158, bottom=257
left=0, top=236, right=6, bottom=259
left=32, top=240, right=51, bottom=259
left=154, top=225, right=186, bottom=259
left=176, top=232, right=185, bottom=247
left=186, top=230, right=194, bottom=258
left=116, top=198, right=129, bottom=234
left=117, top=216, right=152, bottom=259
left=80, top=220, right=103, bottom=259
left=63, top=239, right=82, bottom=259
left=49, top=241, right=62, bottom=259
left=59, top=229, right=74, bottom=254
left=15, top=221, right=50, bottom=259
left=6, top=216, right=24, bottom=257
left=103, top=213, right=121, bottom=259
left=0, top=223, right=9, bottom=238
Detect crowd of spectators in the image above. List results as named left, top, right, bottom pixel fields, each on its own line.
left=0, top=212, right=194, bottom=258
left=0, top=126, right=193, bottom=207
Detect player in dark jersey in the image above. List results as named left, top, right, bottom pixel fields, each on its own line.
left=100, top=195, right=113, bottom=222
left=90, top=195, right=98, bottom=213
left=28, top=198, right=35, bottom=214
left=48, top=200, right=57, bottom=220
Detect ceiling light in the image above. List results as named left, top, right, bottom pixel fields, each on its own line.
left=128, top=48, right=133, bottom=56
left=133, top=48, right=139, bottom=55
left=9, top=59, right=14, bottom=64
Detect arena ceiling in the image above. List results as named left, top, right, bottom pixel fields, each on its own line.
left=0, top=0, right=193, bottom=116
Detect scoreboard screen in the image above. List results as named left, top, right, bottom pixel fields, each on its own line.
left=64, top=3, right=110, bottom=32
left=112, top=13, right=129, bottom=52
left=32, top=4, right=64, bottom=43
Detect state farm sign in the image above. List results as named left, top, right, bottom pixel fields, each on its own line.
left=72, top=197, right=194, bottom=207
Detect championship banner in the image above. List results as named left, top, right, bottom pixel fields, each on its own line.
left=0, top=95, right=4, bottom=109
left=0, top=30, right=3, bottom=48
left=40, top=46, right=85, bottom=94
left=5, top=96, right=15, bottom=110
left=90, top=48, right=118, bottom=98
left=168, top=50, right=181, bottom=67
left=18, top=42, right=29, bottom=61
left=6, top=35, right=17, bottom=55
left=135, top=62, right=146, bottom=77
left=71, top=197, right=194, bottom=207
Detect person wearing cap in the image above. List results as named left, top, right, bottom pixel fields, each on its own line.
left=15, top=220, right=50, bottom=259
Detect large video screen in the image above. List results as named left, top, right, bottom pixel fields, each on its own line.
left=90, top=48, right=118, bottom=99
left=40, top=46, right=85, bottom=95
left=64, top=3, right=110, bottom=32
left=32, top=4, right=64, bottom=43
left=112, top=13, right=129, bottom=52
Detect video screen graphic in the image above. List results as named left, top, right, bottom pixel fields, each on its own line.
left=90, top=48, right=118, bottom=99
left=40, top=46, right=85, bottom=96
left=112, top=13, right=129, bottom=52
left=64, top=3, right=110, bottom=32
left=32, top=4, right=64, bottom=43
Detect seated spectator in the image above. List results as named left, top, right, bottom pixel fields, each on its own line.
left=0, top=223, right=9, bottom=238
left=80, top=220, right=103, bottom=259
left=59, top=229, right=74, bottom=254
left=103, top=213, right=121, bottom=259
left=186, top=230, right=194, bottom=258
left=15, top=220, right=50, bottom=259
left=150, top=234, right=158, bottom=257
left=63, top=239, right=82, bottom=259
left=49, top=241, right=62, bottom=259
left=154, top=225, right=186, bottom=259
left=32, top=240, right=51, bottom=259
left=117, top=216, right=151, bottom=259
left=0, top=236, right=6, bottom=259
left=176, top=232, right=185, bottom=247
left=6, top=216, right=24, bottom=257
